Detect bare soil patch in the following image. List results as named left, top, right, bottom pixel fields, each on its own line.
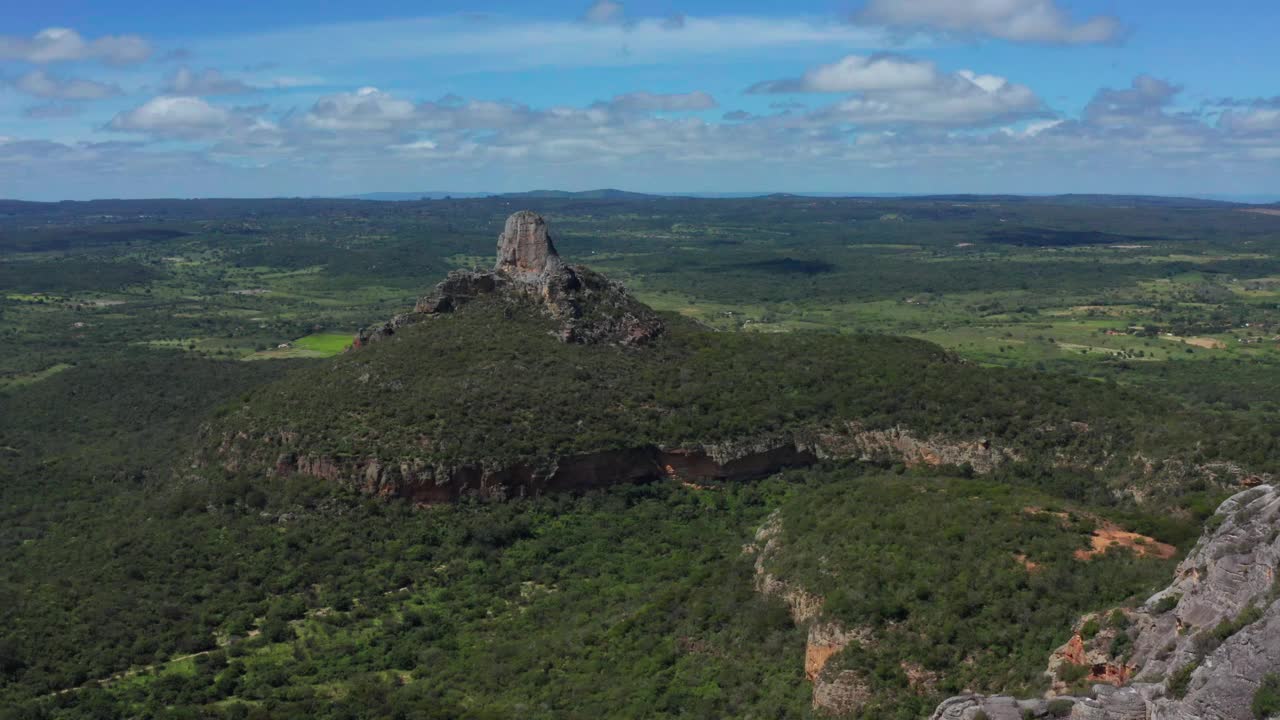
left=1074, top=523, right=1176, bottom=561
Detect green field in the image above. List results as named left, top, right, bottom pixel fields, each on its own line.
left=294, top=333, right=352, bottom=355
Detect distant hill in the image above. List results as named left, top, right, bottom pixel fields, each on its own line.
left=909, top=194, right=1243, bottom=208
left=329, top=190, right=1265, bottom=206
left=495, top=189, right=664, bottom=200
left=337, top=191, right=493, bottom=201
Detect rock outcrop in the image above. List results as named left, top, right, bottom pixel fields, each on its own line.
left=747, top=512, right=876, bottom=716
left=354, top=210, right=663, bottom=348
left=209, top=423, right=1018, bottom=504
left=930, top=485, right=1280, bottom=720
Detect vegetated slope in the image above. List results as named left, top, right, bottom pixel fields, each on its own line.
left=933, top=484, right=1280, bottom=720
left=0, top=352, right=303, bottom=546
left=751, top=472, right=1179, bottom=719
left=205, top=292, right=1275, bottom=506
left=0, top=470, right=813, bottom=718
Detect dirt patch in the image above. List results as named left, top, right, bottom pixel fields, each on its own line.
left=1184, top=336, right=1225, bottom=349
left=1014, top=553, right=1040, bottom=572
left=1242, top=208, right=1280, bottom=217
left=1074, top=522, right=1176, bottom=561
left=1023, top=506, right=1071, bottom=522
left=806, top=643, right=843, bottom=682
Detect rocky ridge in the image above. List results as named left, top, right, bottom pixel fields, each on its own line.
left=930, top=484, right=1280, bottom=720
left=354, top=210, right=663, bottom=347
left=212, top=423, right=1015, bottom=503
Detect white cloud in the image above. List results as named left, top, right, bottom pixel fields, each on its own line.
left=825, top=76, right=1043, bottom=127
left=0, top=27, right=151, bottom=65
left=389, top=139, right=439, bottom=155
left=1082, top=75, right=1180, bottom=128
left=9, top=66, right=1280, bottom=201
left=582, top=0, right=626, bottom=25
left=753, top=55, right=1045, bottom=128
left=1219, top=108, right=1280, bottom=135
left=304, top=87, right=417, bottom=131
left=109, top=96, right=234, bottom=138
left=750, top=54, right=938, bottom=93
left=1002, top=118, right=1063, bottom=137
left=600, top=91, right=718, bottom=112
left=858, top=0, right=1122, bottom=44
left=164, top=67, right=255, bottom=95
left=12, top=69, right=121, bottom=100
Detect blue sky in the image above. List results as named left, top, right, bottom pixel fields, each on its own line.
left=1, top=0, right=1278, bottom=200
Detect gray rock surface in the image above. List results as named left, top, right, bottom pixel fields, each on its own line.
left=494, top=210, right=567, bottom=282
left=930, top=485, right=1280, bottom=720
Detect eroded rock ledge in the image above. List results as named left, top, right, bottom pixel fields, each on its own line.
left=353, top=210, right=663, bottom=348
left=209, top=423, right=1016, bottom=503
left=747, top=512, right=878, bottom=716
left=931, top=484, right=1280, bottom=720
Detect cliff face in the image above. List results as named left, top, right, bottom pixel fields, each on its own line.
left=210, top=423, right=1016, bottom=503
left=931, top=485, right=1280, bottom=720
left=746, top=512, right=876, bottom=716
left=354, top=210, right=663, bottom=348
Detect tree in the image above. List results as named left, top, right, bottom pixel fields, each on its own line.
left=1254, top=673, right=1280, bottom=719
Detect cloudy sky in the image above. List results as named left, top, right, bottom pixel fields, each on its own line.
left=2, top=0, right=1277, bottom=200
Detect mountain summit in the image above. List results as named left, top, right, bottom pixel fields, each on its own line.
left=494, top=210, right=566, bottom=282
left=354, top=210, right=663, bottom=347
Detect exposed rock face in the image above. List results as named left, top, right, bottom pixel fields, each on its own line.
left=930, top=485, right=1280, bottom=720
left=495, top=210, right=566, bottom=282
left=354, top=210, right=663, bottom=348
left=746, top=512, right=876, bottom=716
left=210, top=423, right=1017, bottom=504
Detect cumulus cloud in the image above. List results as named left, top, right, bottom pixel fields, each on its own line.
left=164, top=67, right=255, bottom=95
left=13, top=69, right=1279, bottom=201
left=598, top=91, right=718, bottom=113
left=824, top=70, right=1043, bottom=126
left=1082, top=75, right=1180, bottom=128
left=0, top=27, right=151, bottom=65
left=582, top=0, right=627, bottom=25
left=858, top=0, right=1122, bottom=44
left=751, top=55, right=1045, bottom=127
left=109, top=96, right=234, bottom=138
left=11, top=69, right=121, bottom=100
left=304, top=87, right=417, bottom=131
left=1218, top=107, right=1280, bottom=135
left=750, top=54, right=937, bottom=93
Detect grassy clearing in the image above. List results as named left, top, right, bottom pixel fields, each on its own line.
left=0, top=363, right=73, bottom=389
left=294, top=333, right=352, bottom=355
left=242, top=332, right=351, bottom=360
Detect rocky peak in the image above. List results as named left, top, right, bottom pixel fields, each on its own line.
left=353, top=210, right=662, bottom=347
left=495, top=210, right=566, bottom=282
